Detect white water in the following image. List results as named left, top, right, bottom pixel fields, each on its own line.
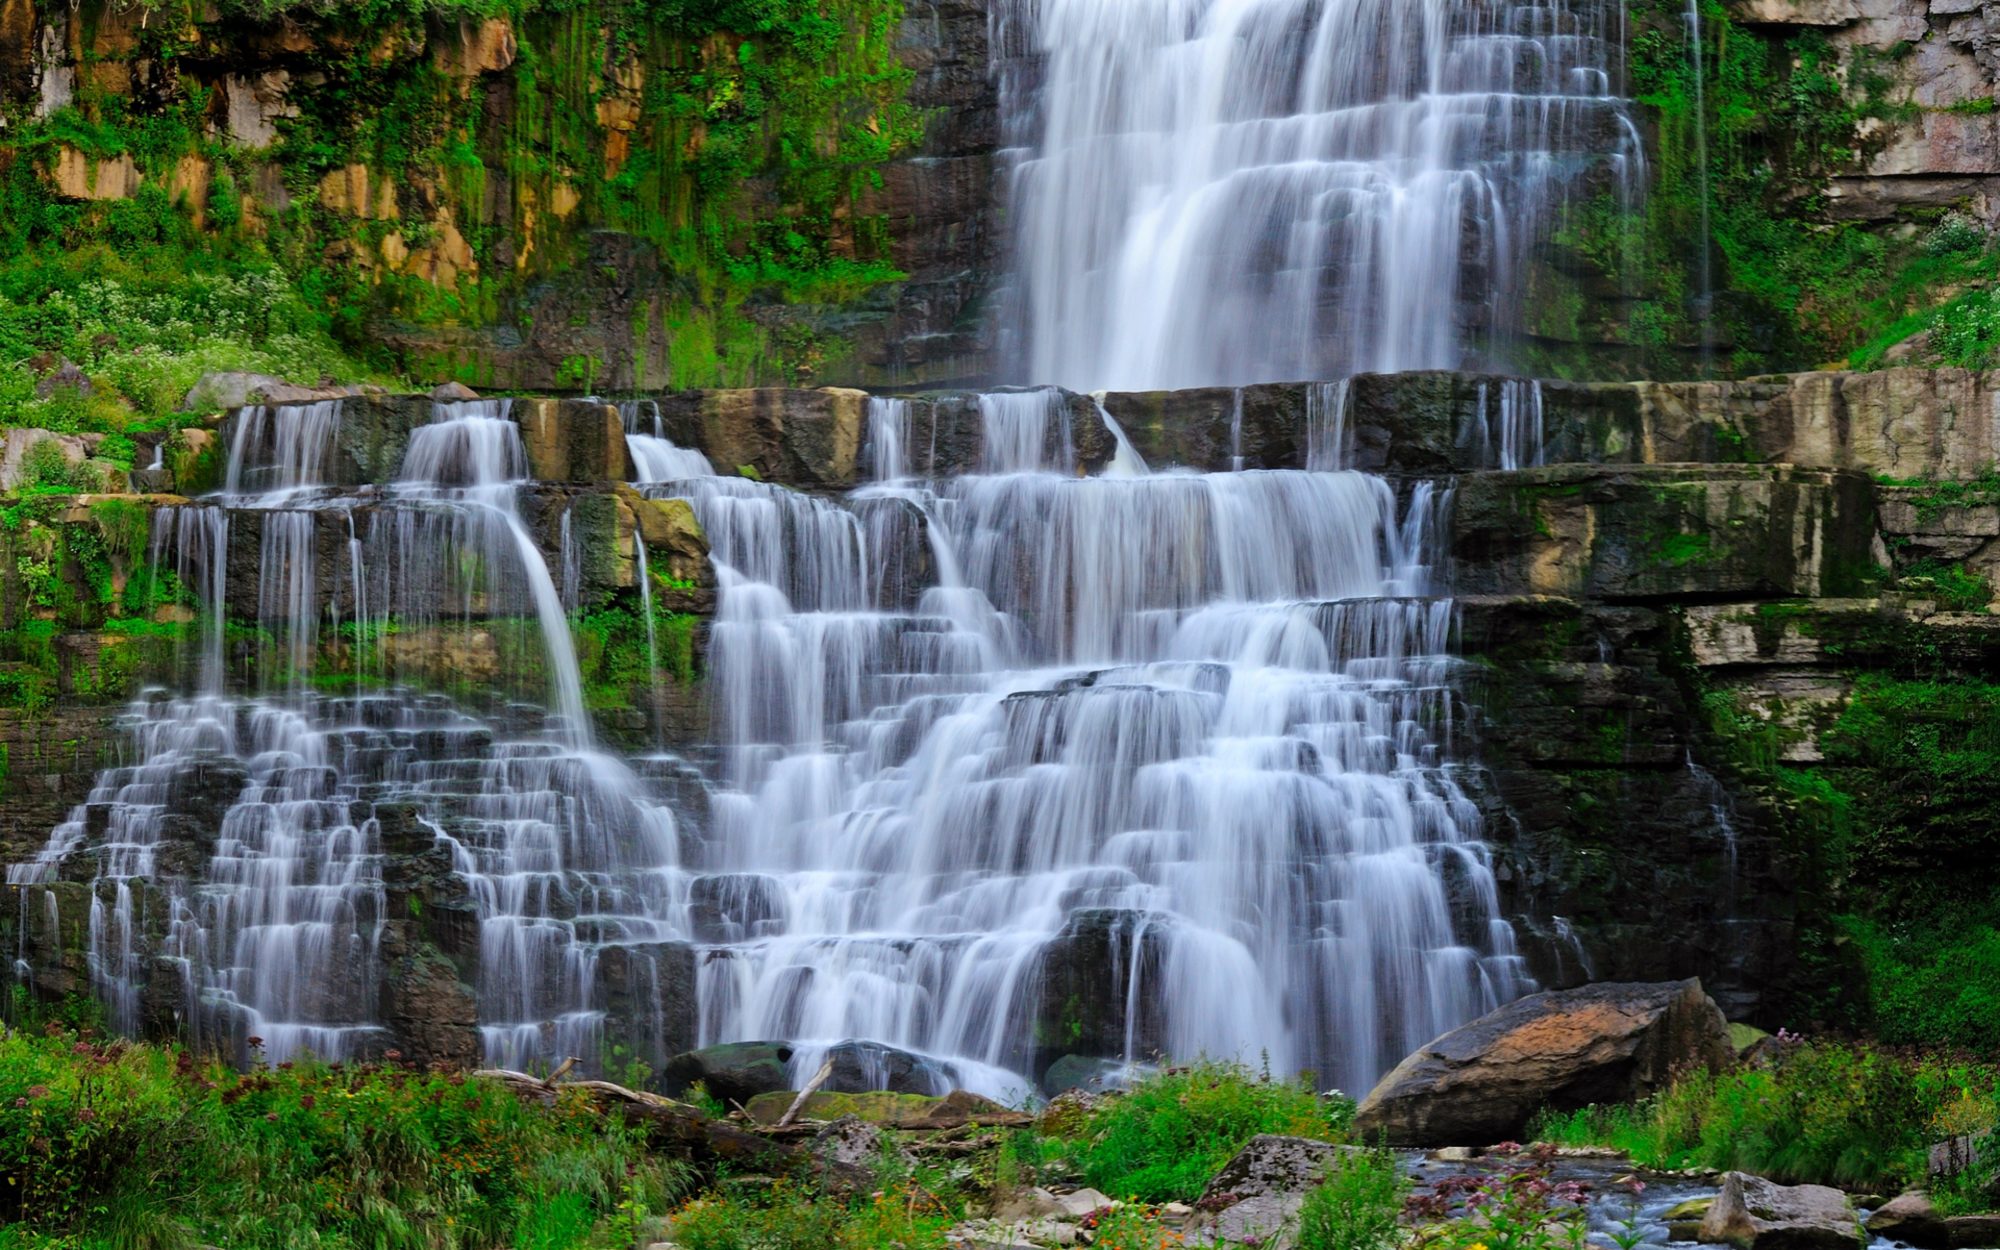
left=1001, top=0, right=1644, bottom=389
left=635, top=397, right=1528, bottom=1097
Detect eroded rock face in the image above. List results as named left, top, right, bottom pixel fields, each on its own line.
left=1032, top=908, right=1168, bottom=1078
left=1698, top=1172, right=1863, bottom=1250
left=1352, top=979, right=1733, bottom=1146
left=659, top=388, right=867, bottom=489
left=1451, top=465, right=1878, bottom=602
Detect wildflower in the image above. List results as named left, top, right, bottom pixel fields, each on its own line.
left=25, top=1086, right=48, bottom=1099
left=246, top=1035, right=264, bottom=1050
left=11, top=1099, right=24, bottom=1109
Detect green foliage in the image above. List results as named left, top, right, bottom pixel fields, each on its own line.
left=1531, top=1040, right=2000, bottom=1198
left=0, top=1023, right=689, bottom=1246
left=1296, top=1147, right=1405, bottom=1250
left=1065, top=1061, right=1349, bottom=1202
left=1894, top=558, right=1994, bottom=612
left=17, top=441, right=100, bottom=493
left=668, top=1181, right=953, bottom=1250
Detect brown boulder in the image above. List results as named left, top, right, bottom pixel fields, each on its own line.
left=1352, top=979, right=1731, bottom=1146
left=658, top=388, right=866, bottom=490
left=1698, top=1172, right=1862, bottom=1250
left=514, top=400, right=630, bottom=483
left=1865, top=1192, right=1947, bottom=1248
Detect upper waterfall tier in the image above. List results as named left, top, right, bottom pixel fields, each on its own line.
left=1000, top=0, right=1642, bottom=391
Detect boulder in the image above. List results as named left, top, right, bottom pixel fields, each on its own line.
left=1943, top=1214, right=2000, bottom=1248
left=661, top=1040, right=794, bottom=1106
left=1697, top=1172, right=1863, bottom=1250
left=1198, top=1134, right=1355, bottom=1205
left=1032, top=908, right=1168, bottom=1072
left=821, top=1040, right=955, bottom=1095
left=808, top=1114, right=904, bottom=1169
left=1865, top=1192, right=1947, bottom=1248
left=33, top=359, right=90, bottom=399
left=431, top=381, right=480, bottom=401
left=1353, top=979, right=1732, bottom=1146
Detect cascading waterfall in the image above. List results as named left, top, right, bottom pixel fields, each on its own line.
left=11, top=400, right=688, bottom=1068
left=630, top=397, right=1528, bottom=1099
left=999, top=0, right=1645, bottom=389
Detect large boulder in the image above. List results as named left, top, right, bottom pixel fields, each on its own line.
left=1352, top=979, right=1732, bottom=1146
left=1865, top=1192, right=1947, bottom=1248
left=820, top=1040, right=955, bottom=1095
left=661, top=1040, right=795, bottom=1106
left=1184, top=1135, right=1359, bottom=1250
left=1697, top=1172, right=1863, bottom=1250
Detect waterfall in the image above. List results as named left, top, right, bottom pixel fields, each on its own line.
left=999, top=0, right=1644, bottom=389
left=641, top=397, right=1527, bottom=1099
left=1684, top=0, right=1715, bottom=367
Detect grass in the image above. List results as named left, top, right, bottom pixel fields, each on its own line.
left=1057, top=1060, right=1353, bottom=1202
left=1531, top=1039, right=2000, bottom=1203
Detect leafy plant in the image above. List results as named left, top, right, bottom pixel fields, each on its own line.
left=1297, top=1146, right=1405, bottom=1250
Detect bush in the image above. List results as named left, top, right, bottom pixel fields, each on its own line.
left=1297, top=1146, right=1404, bottom=1250
left=0, top=1024, right=684, bottom=1247
left=1069, top=1061, right=1350, bottom=1202
left=1531, top=1040, right=2000, bottom=1197
left=669, top=1183, right=953, bottom=1250
left=17, top=439, right=100, bottom=493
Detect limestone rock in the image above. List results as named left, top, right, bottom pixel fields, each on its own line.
left=1943, top=1214, right=2000, bottom=1248
left=221, top=71, right=296, bottom=149
left=658, top=388, right=867, bottom=490
left=52, top=147, right=139, bottom=201
left=431, top=381, right=480, bottom=402
left=1865, top=1192, right=1948, bottom=1247
left=808, top=1114, right=903, bottom=1169
left=33, top=359, right=90, bottom=399
left=1697, top=1172, right=1863, bottom=1250
left=434, top=17, right=516, bottom=76
left=1727, top=0, right=1859, bottom=24
left=1353, top=979, right=1732, bottom=1146
left=179, top=372, right=293, bottom=412
left=515, top=400, right=630, bottom=483
left=1032, top=908, right=1167, bottom=1073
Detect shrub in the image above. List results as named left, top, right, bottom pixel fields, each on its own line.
left=18, top=438, right=100, bottom=493
left=1531, top=1040, right=2000, bottom=1197
left=1297, top=1146, right=1405, bottom=1250
left=1072, top=1061, right=1349, bottom=1202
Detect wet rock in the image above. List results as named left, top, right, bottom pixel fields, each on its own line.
left=431, top=381, right=480, bottom=401
left=1666, top=1196, right=1715, bottom=1242
left=1353, top=979, right=1733, bottom=1146
left=1191, top=1193, right=1301, bottom=1248
left=1865, top=1192, right=1947, bottom=1247
left=595, top=941, right=699, bottom=1077
left=822, top=1040, right=954, bottom=1095
left=662, top=1040, right=795, bottom=1106
left=657, top=387, right=867, bottom=490
left=514, top=399, right=630, bottom=483
left=1199, top=1135, right=1357, bottom=1205
left=1040, top=1054, right=1123, bottom=1095
left=1943, top=1214, right=2000, bottom=1248
left=1697, top=1172, right=1863, bottom=1250
left=687, top=873, right=786, bottom=942
left=1032, top=908, right=1168, bottom=1072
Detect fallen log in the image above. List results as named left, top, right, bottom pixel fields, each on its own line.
left=472, top=1067, right=868, bottom=1188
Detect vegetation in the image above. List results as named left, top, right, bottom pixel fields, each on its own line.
left=1532, top=1038, right=2000, bottom=1208
left=1531, top=0, right=2000, bottom=378
left=1059, top=1059, right=1351, bottom=1202
left=0, top=0, right=924, bottom=431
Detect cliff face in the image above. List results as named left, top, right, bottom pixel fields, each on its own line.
left=0, top=0, right=998, bottom=390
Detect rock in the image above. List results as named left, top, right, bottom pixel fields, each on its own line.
left=1032, top=908, right=1168, bottom=1072
left=178, top=370, right=292, bottom=410
left=1943, top=1214, right=2000, bottom=1248
left=657, top=388, right=866, bottom=490
left=1866, top=1192, right=1948, bottom=1248
left=661, top=1041, right=795, bottom=1106
left=1697, top=1172, right=1863, bottom=1250
left=1353, top=979, right=1733, bottom=1146
left=1199, top=1135, right=1355, bottom=1205
left=989, top=1188, right=1070, bottom=1221
left=1667, top=1196, right=1717, bottom=1242
left=431, top=381, right=480, bottom=401
left=808, top=1114, right=904, bottom=1169
left=52, top=147, right=140, bottom=202
left=1191, top=1193, right=1301, bottom=1248
left=1053, top=1189, right=1113, bottom=1218
left=433, top=17, right=516, bottom=76
left=33, top=359, right=90, bottom=399
left=686, top=872, right=786, bottom=942
left=1040, top=1054, right=1123, bottom=1095
left=221, top=71, right=297, bottom=149
left=821, top=1040, right=955, bottom=1095
left=593, top=941, right=698, bottom=1077
left=514, top=399, right=630, bottom=483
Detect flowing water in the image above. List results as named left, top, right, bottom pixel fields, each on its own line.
left=10, top=0, right=1625, bottom=1098
left=998, top=0, right=1644, bottom=390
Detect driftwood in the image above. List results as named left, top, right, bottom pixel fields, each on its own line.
left=473, top=1067, right=873, bottom=1192
left=776, top=1058, right=836, bottom=1128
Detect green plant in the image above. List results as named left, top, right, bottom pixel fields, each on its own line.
left=1296, top=1146, right=1405, bottom=1250
left=1072, top=1061, right=1346, bottom=1202
left=1895, top=558, right=1994, bottom=612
